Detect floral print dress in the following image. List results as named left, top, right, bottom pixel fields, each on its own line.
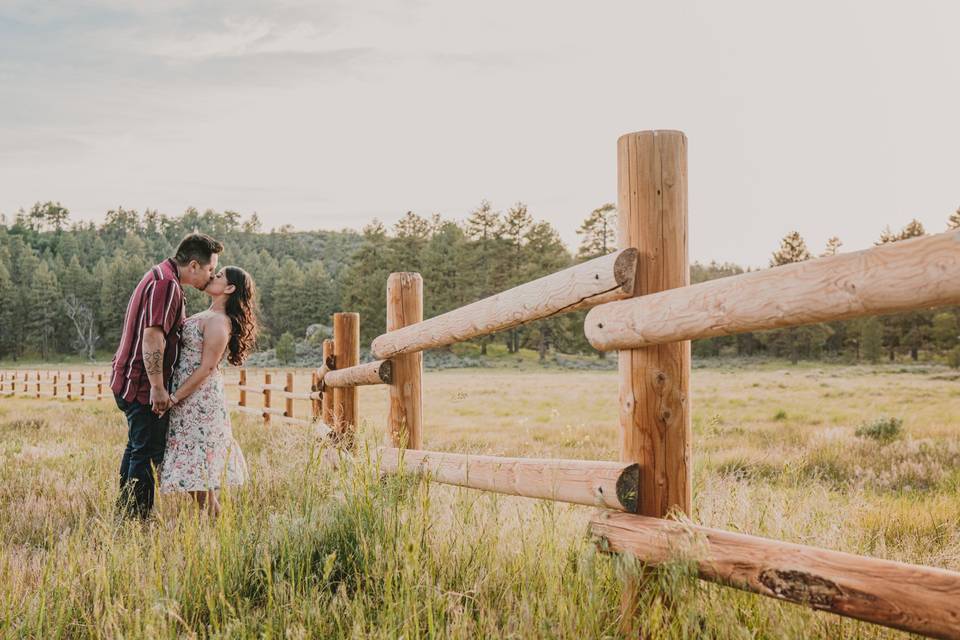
left=160, top=312, right=247, bottom=493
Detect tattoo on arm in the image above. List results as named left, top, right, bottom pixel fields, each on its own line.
left=144, top=350, right=163, bottom=376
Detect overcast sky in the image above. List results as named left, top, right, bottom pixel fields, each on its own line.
left=1, top=0, right=957, bottom=266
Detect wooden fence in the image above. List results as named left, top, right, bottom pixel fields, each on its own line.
left=4, top=129, right=960, bottom=638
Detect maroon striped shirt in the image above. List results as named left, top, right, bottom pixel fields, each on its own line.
left=110, top=258, right=186, bottom=404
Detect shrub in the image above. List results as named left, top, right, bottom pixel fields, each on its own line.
left=947, top=345, right=960, bottom=369
left=772, top=409, right=788, bottom=421
left=275, top=332, right=296, bottom=365
left=856, top=416, right=903, bottom=442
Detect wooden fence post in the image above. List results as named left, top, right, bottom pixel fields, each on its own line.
left=285, top=372, right=294, bottom=419
left=53, top=373, right=58, bottom=398
left=386, top=272, right=424, bottom=449
left=321, top=339, right=335, bottom=425
left=97, top=373, right=103, bottom=400
left=67, top=372, right=73, bottom=401
left=617, top=130, right=690, bottom=627
left=80, top=373, right=86, bottom=401
left=333, top=313, right=360, bottom=446
left=263, top=371, right=272, bottom=426
left=239, top=369, right=247, bottom=409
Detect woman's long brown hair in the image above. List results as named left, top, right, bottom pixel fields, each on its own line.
left=223, top=266, right=258, bottom=366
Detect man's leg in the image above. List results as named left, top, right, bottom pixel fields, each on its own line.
left=115, top=396, right=136, bottom=519
left=119, top=401, right=166, bottom=519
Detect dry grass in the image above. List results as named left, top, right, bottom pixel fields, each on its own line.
left=1, top=362, right=958, bottom=638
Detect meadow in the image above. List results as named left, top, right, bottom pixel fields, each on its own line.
left=2, top=361, right=959, bottom=638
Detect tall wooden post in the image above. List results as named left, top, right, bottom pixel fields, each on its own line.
left=284, top=372, right=295, bottom=419
left=386, top=273, right=424, bottom=449
left=80, top=373, right=86, bottom=401
left=35, top=371, right=41, bottom=399
left=97, top=373, right=103, bottom=400
left=333, top=313, right=360, bottom=446
left=52, top=374, right=58, bottom=398
left=321, top=339, right=335, bottom=425
left=67, top=372, right=73, bottom=401
left=617, top=130, right=691, bottom=625
left=263, top=372, right=272, bottom=426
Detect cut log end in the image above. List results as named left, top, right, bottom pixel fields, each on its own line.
left=380, top=359, right=393, bottom=384
left=613, top=247, right=639, bottom=296
left=615, top=462, right=641, bottom=513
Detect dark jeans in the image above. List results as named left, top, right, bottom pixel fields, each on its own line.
left=115, top=395, right=169, bottom=519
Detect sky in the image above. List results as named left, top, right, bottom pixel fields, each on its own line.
left=0, top=0, right=957, bottom=267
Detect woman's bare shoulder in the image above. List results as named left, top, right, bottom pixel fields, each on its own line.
left=203, top=311, right=232, bottom=336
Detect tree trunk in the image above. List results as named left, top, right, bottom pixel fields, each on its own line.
left=911, top=347, right=919, bottom=361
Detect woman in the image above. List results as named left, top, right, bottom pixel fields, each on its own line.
left=159, top=266, right=258, bottom=517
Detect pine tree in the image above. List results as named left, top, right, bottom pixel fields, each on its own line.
left=421, top=220, right=467, bottom=319
left=820, top=236, right=842, bottom=257
left=464, top=201, right=503, bottom=354
left=948, top=207, right=960, bottom=230
left=770, top=231, right=811, bottom=266
left=500, top=203, right=533, bottom=352
left=0, top=261, right=16, bottom=358
left=576, top=203, right=617, bottom=261
left=390, top=211, right=431, bottom=272
left=27, top=261, right=61, bottom=359
left=342, top=221, right=391, bottom=344
left=860, top=317, right=883, bottom=363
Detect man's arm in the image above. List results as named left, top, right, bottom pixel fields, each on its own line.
left=142, top=326, right=171, bottom=414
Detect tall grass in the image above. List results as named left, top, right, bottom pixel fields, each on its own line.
left=2, top=363, right=959, bottom=638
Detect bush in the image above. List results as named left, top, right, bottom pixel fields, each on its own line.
left=947, top=346, right=960, bottom=369
left=275, top=332, right=296, bottom=365
left=856, top=416, right=903, bottom=442
left=772, top=409, right=788, bottom=421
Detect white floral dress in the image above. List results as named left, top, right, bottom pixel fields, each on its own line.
left=160, top=312, right=247, bottom=493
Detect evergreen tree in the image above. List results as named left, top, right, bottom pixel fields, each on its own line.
left=27, top=261, right=61, bottom=359
left=464, top=200, right=503, bottom=354
left=275, top=332, right=296, bottom=364
left=0, top=261, right=16, bottom=358
left=500, top=203, right=533, bottom=352
left=948, top=207, right=960, bottom=230
left=421, top=220, right=467, bottom=320
left=576, top=203, right=617, bottom=260
left=861, top=317, right=883, bottom=363
left=820, top=236, right=842, bottom=257
left=770, top=231, right=811, bottom=266
left=932, top=312, right=959, bottom=351
left=342, top=221, right=391, bottom=344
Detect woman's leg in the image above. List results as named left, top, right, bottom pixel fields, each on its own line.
left=189, top=489, right=220, bottom=517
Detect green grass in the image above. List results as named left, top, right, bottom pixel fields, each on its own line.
left=2, top=362, right=959, bottom=638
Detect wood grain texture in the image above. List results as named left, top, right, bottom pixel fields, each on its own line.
left=592, top=512, right=960, bottom=640
left=617, top=130, right=691, bottom=519
left=370, top=249, right=638, bottom=359
left=386, top=272, right=424, bottom=449
left=333, top=313, right=360, bottom=444
left=324, top=359, right=392, bottom=388
left=587, top=230, right=960, bottom=351
left=380, top=448, right=640, bottom=512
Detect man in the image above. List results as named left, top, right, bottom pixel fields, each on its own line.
left=111, top=233, right=224, bottom=519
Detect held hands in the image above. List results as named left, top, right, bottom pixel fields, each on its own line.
left=150, top=385, right=173, bottom=416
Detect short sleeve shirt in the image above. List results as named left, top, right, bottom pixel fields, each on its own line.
left=110, top=259, right=186, bottom=403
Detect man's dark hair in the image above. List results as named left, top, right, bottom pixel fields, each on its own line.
left=174, top=233, right=224, bottom=266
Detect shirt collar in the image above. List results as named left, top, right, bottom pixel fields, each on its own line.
left=163, top=258, right=181, bottom=282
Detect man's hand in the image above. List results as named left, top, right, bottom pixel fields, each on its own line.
left=150, top=385, right=172, bottom=415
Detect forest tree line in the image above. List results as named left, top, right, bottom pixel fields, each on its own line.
left=1, top=201, right=958, bottom=365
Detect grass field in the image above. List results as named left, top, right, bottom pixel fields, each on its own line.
left=2, top=361, right=959, bottom=638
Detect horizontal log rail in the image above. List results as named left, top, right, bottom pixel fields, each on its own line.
left=379, top=448, right=640, bottom=512
left=324, top=359, right=392, bottom=388
left=586, top=230, right=960, bottom=351
left=371, top=248, right=638, bottom=359
left=591, top=512, right=960, bottom=639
